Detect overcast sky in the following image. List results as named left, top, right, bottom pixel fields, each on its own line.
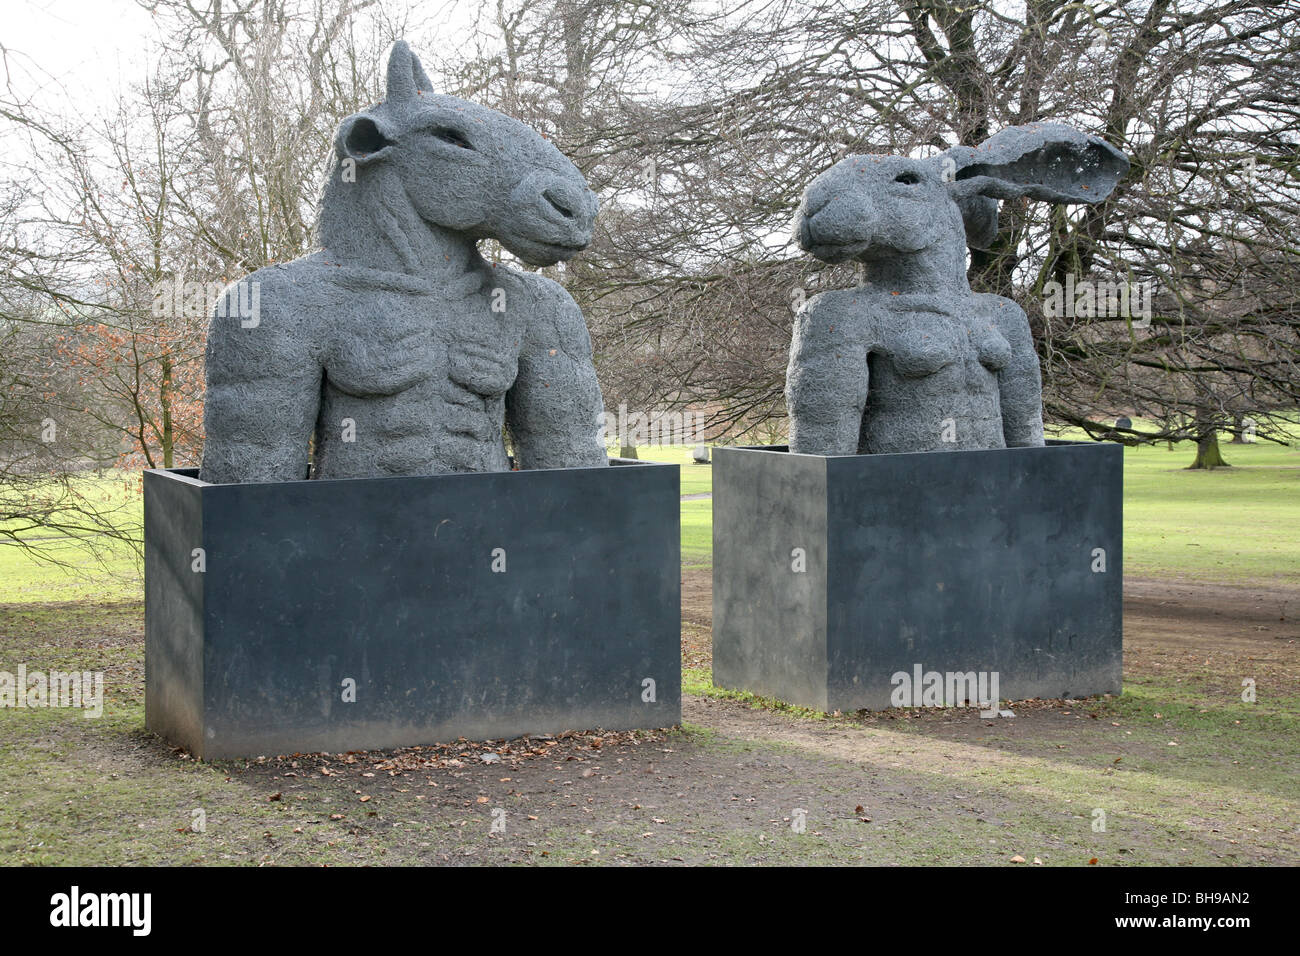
left=4, top=0, right=161, bottom=115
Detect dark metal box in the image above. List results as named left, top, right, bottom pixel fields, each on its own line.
left=145, top=460, right=681, bottom=758
left=712, top=442, right=1122, bottom=711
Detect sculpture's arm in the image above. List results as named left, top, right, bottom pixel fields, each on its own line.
left=993, top=299, right=1045, bottom=447
left=506, top=276, right=607, bottom=469
left=786, top=293, right=870, bottom=455
left=199, top=279, right=323, bottom=483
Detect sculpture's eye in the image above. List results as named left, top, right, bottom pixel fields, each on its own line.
left=894, top=171, right=922, bottom=185
left=430, top=126, right=475, bottom=150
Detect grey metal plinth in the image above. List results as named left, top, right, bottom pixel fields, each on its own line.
left=145, top=460, right=681, bottom=759
left=712, top=443, right=1122, bottom=711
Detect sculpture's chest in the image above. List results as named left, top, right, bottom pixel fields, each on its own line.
left=879, top=299, right=1011, bottom=379
left=323, top=288, right=527, bottom=399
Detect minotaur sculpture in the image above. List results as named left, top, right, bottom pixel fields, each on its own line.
left=200, top=41, right=607, bottom=483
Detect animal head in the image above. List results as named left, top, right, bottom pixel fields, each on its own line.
left=794, top=123, right=1129, bottom=266
left=330, top=41, right=598, bottom=266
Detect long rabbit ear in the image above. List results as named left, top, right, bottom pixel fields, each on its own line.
left=938, top=123, right=1129, bottom=248
left=385, top=40, right=435, bottom=101
left=944, top=123, right=1128, bottom=203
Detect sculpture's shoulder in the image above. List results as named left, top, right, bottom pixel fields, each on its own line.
left=229, top=254, right=329, bottom=299
left=215, top=255, right=334, bottom=323
left=206, top=255, right=334, bottom=363
left=797, top=286, right=885, bottom=347
left=494, top=266, right=579, bottom=317
left=494, top=267, right=590, bottom=351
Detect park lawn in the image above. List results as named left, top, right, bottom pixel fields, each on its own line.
left=0, top=538, right=141, bottom=604
left=0, top=470, right=143, bottom=604
left=1121, top=440, right=1300, bottom=584
left=681, top=500, right=713, bottom=569
left=1, top=598, right=1294, bottom=865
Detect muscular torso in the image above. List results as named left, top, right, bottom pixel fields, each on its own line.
left=311, top=263, right=526, bottom=477
left=206, top=253, right=563, bottom=481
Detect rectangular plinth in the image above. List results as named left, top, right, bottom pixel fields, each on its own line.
left=145, top=460, right=681, bottom=759
left=713, top=442, right=1122, bottom=711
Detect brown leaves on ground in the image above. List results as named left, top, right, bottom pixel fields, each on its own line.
left=239, top=728, right=671, bottom=782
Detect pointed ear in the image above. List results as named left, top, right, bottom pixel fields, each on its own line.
left=943, top=123, right=1129, bottom=206
left=335, top=113, right=395, bottom=165
left=386, top=39, right=434, bottom=102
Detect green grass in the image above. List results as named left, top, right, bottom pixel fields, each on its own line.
left=683, top=666, right=828, bottom=720
left=0, top=471, right=143, bottom=605
left=1120, top=440, right=1300, bottom=584
left=1, top=442, right=1297, bottom=866
left=681, top=500, right=713, bottom=569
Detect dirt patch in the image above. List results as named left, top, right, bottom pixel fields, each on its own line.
left=1123, top=577, right=1299, bottom=692
left=681, top=572, right=712, bottom=670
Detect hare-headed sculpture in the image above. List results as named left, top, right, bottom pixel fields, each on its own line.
left=787, top=123, right=1128, bottom=456
left=200, top=41, right=606, bottom=483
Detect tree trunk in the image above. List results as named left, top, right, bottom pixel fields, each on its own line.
left=160, top=355, right=174, bottom=468
left=1230, top=413, right=1246, bottom=443
left=1188, top=425, right=1230, bottom=470
left=619, top=443, right=638, bottom=460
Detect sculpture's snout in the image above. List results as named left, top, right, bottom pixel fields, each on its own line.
left=798, top=187, right=876, bottom=260
left=499, top=170, right=599, bottom=265
left=514, top=173, right=597, bottom=241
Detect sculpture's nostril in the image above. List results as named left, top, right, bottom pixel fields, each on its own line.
left=544, top=189, right=576, bottom=219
